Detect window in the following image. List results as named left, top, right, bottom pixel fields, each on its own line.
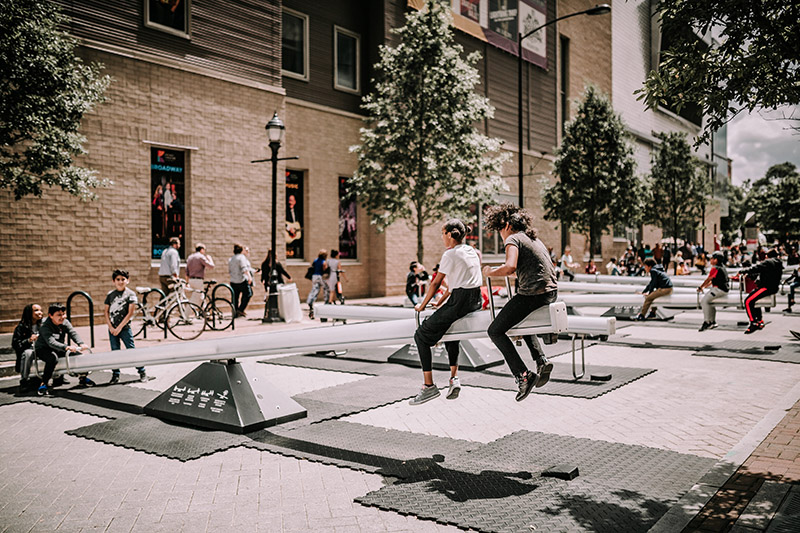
left=282, top=9, right=308, bottom=80
left=464, top=195, right=517, bottom=258
left=285, top=170, right=304, bottom=260
left=151, top=148, right=186, bottom=260
left=655, top=24, right=706, bottom=127
left=334, top=26, right=360, bottom=93
left=559, top=35, right=570, bottom=137
left=145, top=0, right=190, bottom=38
left=338, top=177, right=357, bottom=259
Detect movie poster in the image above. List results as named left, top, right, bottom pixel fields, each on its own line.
left=338, top=177, right=357, bottom=259
left=285, top=170, right=304, bottom=259
left=151, top=148, right=185, bottom=260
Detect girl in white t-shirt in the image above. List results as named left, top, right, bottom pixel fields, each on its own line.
left=409, top=219, right=482, bottom=406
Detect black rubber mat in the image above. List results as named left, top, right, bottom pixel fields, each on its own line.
left=356, top=430, right=717, bottom=533
left=264, top=352, right=654, bottom=399
left=67, top=415, right=247, bottom=461
left=245, top=420, right=478, bottom=476
left=465, top=363, right=656, bottom=399
left=59, top=374, right=159, bottom=414
left=617, top=320, right=751, bottom=331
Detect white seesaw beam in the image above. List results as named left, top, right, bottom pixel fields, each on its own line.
left=558, top=281, right=696, bottom=294
left=52, top=303, right=568, bottom=375
left=572, top=273, right=709, bottom=288
left=557, top=292, right=776, bottom=309
left=315, top=305, right=616, bottom=337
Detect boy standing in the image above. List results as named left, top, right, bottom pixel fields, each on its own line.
left=104, top=269, right=148, bottom=383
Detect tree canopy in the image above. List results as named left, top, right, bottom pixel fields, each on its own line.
left=645, top=131, right=710, bottom=250
left=0, top=0, right=110, bottom=200
left=348, top=0, right=508, bottom=263
left=543, top=85, right=643, bottom=257
left=746, top=162, right=800, bottom=243
left=637, top=1, right=800, bottom=143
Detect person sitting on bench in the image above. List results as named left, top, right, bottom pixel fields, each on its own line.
left=634, top=258, right=673, bottom=321
left=34, top=303, right=92, bottom=396
left=12, top=304, right=43, bottom=393
left=409, top=219, right=482, bottom=406
left=736, top=248, right=784, bottom=334
left=697, top=252, right=729, bottom=331
left=482, top=204, right=557, bottom=402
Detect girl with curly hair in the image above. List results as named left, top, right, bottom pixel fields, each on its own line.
left=481, top=203, right=558, bottom=401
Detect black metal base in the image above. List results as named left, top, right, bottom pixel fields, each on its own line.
left=144, top=361, right=306, bottom=433
left=387, top=339, right=505, bottom=371
left=262, top=292, right=284, bottom=323
left=601, top=306, right=679, bottom=321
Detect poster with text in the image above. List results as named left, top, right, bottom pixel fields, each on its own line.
left=285, top=170, right=304, bottom=259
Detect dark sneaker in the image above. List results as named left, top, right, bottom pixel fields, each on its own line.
left=308, top=308, right=314, bottom=319
left=535, top=358, right=553, bottom=388
left=646, top=310, right=658, bottom=320
left=138, top=372, right=149, bottom=383
left=784, top=307, right=794, bottom=313
left=757, top=321, right=766, bottom=330
left=744, top=323, right=759, bottom=335
left=109, top=373, right=120, bottom=385
left=52, top=376, right=69, bottom=387
left=37, top=385, right=50, bottom=397
left=79, top=376, right=96, bottom=388
left=446, top=377, right=461, bottom=400
left=515, top=370, right=538, bottom=402
left=707, top=322, right=718, bottom=330
left=699, top=322, right=710, bottom=332
left=409, top=385, right=440, bottom=405
left=632, top=314, right=645, bottom=321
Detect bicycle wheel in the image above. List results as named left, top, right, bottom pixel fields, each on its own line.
left=129, top=304, right=148, bottom=337
left=166, top=301, right=206, bottom=340
left=205, top=298, right=234, bottom=331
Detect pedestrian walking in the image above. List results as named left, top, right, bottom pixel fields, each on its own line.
left=306, top=250, right=329, bottom=319
left=186, top=243, right=215, bottom=305
left=229, top=243, right=253, bottom=318
left=158, top=236, right=181, bottom=294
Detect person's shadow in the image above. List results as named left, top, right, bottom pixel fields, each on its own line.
left=382, top=457, right=538, bottom=502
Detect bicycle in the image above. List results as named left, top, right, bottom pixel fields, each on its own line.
left=130, top=278, right=207, bottom=340
left=195, top=280, right=235, bottom=331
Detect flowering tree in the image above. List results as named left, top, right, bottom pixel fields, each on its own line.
left=0, top=0, right=110, bottom=200
left=348, top=0, right=508, bottom=264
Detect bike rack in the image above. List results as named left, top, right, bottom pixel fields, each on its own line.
left=140, top=288, right=165, bottom=339
left=211, top=282, right=235, bottom=331
left=66, top=290, right=95, bottom=348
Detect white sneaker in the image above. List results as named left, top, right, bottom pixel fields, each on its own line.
left=446, top=377, right=461, bottom=400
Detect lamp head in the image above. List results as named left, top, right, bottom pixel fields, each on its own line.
left=266, top=111, right=285, bottom=144
left=586, top=4, right=611, bottom=15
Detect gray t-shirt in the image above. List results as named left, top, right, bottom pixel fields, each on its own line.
left=104, top=288, right=138, bottom=328
left=505, top=233, right=558, bottom=295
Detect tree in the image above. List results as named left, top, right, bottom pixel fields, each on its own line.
left=348, top=0, right=508, bottom=264
left=637, top=1, right=800, bottom=143
left=645, top=131, right=710, bottom=251
left=746, top=162, right=800, bottom=243
left=543, top=86, right=643, bottom=257
left=0, top=0, right=111, bottom=200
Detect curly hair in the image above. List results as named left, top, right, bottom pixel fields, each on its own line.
left=483, top=203, right=537, bottom=239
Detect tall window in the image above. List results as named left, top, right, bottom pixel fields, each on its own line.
left=338, top=177, right=357, bottom=259
left=145, top=0, right=190, bottom=37
left=334, top=26, right=360, bottom=93
left=282, top=9, right=308, bottom=80
left=285, top=170, right=304, bottom=260
left=464, top=195, right=517, bottom=258
left=151, top=148, right=186, bottom=260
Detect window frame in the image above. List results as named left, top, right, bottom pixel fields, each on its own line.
left=282, top=8, right=310, bottom=82
left=333, top=25, right=361, bottom=94
left=144, top=0, right=192, bottom=39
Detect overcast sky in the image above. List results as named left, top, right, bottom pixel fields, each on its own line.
left=727, top=106, right=800, bottom=186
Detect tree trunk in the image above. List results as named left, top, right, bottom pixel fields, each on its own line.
left=417, top=210, right=425, bottom=265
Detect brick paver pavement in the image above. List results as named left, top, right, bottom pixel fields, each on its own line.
left=0, top=403, right=464, bottom=533
left=682, top=398, right=800, bottom=532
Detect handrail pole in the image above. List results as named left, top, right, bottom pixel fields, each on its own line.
left=571, top=334, right=586, bottom=380
left=487, top=277, right=496, bottom=319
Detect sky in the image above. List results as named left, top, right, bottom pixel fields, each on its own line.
left=727, top=106, right=800, bottom=186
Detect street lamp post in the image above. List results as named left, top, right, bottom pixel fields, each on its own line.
left=516, top=3, right=610, bottom=207
left=251, top=112, right=299, bottom=323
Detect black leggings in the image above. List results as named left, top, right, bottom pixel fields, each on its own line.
left=488, top=290, right=557, bottom=377
left=414, top=287, right=481, bottom=372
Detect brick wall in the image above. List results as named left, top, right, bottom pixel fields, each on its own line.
left=0, top=47, right=285, bottom=329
